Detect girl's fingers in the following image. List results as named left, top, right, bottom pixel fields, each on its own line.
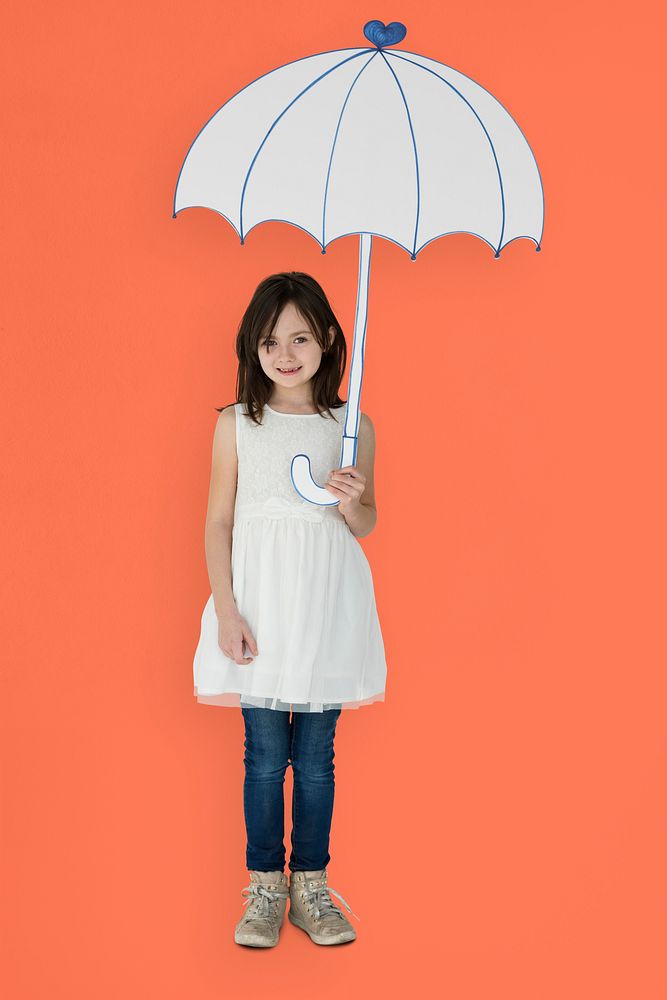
left=329, top=466, right=365, bottom=481
left=326, top=481, right=362, bottom=500
left=327, top=475, right=364, bottom=490
left=222, top=631, right=257, bottom=664
left=220, top=623, right=257, bottom=663
left=229, top=640, right=246, bottom=664
left=243, top=629, right=258, bottom=656
left=325, top=483, right=345, bottom=497
left=327, top=470, right=364, bottom=492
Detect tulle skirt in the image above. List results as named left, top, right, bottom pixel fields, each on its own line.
left=193, top=502, right=387, bottom=713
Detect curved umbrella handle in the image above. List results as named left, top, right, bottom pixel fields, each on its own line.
left=290, top=234, right=371, bottom=506
left=291, top=434, right=358, bottom=504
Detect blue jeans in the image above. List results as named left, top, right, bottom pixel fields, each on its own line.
left=241, top=706, right=342, bottom=873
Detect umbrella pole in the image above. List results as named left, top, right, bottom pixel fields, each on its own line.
left=290, top=234, right=372, bottom=506
left=290, top=233, right=373, bottom=507
left=339, top=232, right=372, bottom=470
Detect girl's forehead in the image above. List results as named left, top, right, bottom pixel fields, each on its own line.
left=268, top=310, right=314, bottom=337
left=268, top=324, right=312, bottom=337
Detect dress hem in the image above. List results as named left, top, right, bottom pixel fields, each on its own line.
left=193, top=685, right=386, bottom=712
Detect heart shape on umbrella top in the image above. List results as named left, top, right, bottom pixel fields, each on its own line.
left=363, top=20, right=407, bottom=48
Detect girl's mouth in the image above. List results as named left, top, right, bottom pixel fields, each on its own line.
left=277, top=367, right=302, bottom=375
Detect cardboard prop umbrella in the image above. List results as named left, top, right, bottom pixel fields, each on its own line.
left=173, top=19, right=544, bottom=505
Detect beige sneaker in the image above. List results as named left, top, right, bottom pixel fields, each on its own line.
left=288, top=869, right=359, bottom=945
left=234, top=870, right=289, bottom=947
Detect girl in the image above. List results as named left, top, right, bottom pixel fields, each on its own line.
left=193, top=272, right=387, bottom=948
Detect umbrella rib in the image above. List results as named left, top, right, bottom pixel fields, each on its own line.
left=321, top=50, right=380, bottom=250
left=378, top=50, right=421, bottom=260
left=238, top=48, right=374, bottom=242
left=385, top=50, right=507, bottom=255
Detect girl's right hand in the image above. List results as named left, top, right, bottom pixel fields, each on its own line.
left=216, top=608, right=258, bottom=665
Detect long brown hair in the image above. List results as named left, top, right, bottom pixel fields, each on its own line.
left=215, top=272, right=347, bottom=425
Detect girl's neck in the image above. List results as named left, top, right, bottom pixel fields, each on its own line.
left=268, top=394, right=317, bottom=415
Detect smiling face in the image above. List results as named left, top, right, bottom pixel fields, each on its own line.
left=257, top=301, right=334, bottom=397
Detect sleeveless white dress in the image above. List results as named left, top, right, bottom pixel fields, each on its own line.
left=193, top=400, right=387, bottom=712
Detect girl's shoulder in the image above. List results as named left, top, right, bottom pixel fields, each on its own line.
left=216, top=402, right=238, bottom=421
left=211, top=403, right=238, bottom=465
left=357, top=410, right=376, bottom=439
left=213, top=404, right=239, bottom=451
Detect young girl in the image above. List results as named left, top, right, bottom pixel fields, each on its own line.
left=193, top=271, right=387, bottom=948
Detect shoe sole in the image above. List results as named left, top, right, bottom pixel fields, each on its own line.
left=288, top=910, right=356, bottom=945
left=234, top=930, right=280, bottom=948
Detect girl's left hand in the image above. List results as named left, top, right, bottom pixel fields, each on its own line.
left=324, top=465, right=366, bottom=514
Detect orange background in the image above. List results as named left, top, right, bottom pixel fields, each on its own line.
left=2, top=1, right=666, bottom=997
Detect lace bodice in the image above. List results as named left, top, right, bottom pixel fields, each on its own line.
left=233, top=401, right=349, bottom=523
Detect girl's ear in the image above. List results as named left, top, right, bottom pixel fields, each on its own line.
left=328, top=325, right=335, bottom=350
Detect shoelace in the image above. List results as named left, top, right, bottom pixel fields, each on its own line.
left=240, top=882, right=290, bottom=921
left=299, top=883, right=361, bottom=922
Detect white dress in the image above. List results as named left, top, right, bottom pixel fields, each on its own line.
left=193, top=400, right=387, bottom=712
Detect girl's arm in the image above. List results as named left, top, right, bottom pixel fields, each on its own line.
left=203, top=405, right=238, bottom=615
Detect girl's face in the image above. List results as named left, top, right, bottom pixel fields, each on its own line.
left=257, top=301, right=333, bottom=392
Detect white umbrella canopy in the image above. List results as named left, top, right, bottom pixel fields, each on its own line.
left=174, top=20, right=544, bottom=504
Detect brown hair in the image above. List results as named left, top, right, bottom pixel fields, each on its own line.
left=215, top=271, right=347, bottom=425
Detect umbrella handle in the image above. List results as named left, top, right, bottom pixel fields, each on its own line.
left=290, top=435, right=358, bottom=505
left=290, top=234, right=371, bottom=506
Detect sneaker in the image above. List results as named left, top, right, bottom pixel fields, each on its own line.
left=234, top=870, right=289, bottom=947
left=288, top=868, right=359, bottom=945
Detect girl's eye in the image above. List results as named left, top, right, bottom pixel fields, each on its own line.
left=264, top=337, right=307, bottom=348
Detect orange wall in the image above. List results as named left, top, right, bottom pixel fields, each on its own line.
left=2, top=1, right=665, bottom=997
